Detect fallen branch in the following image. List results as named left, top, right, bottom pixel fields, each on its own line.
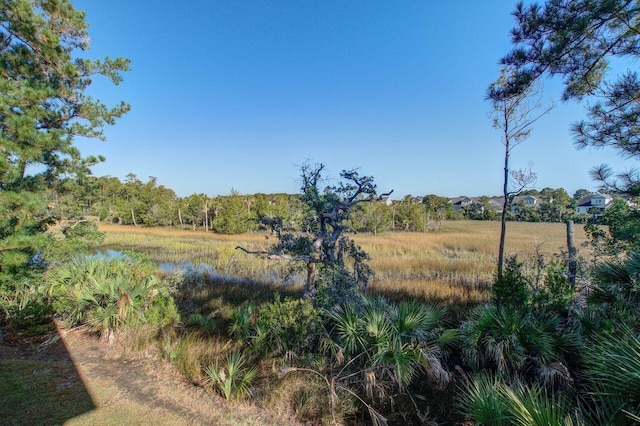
left=235, top=246, right=316, bottom=263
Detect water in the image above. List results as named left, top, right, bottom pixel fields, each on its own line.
left=87, top=248, right=303, bottom=287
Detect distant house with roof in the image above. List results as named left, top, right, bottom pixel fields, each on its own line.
left=575, top=192, right=613, bottom=216
left=379, top=195, right=394, bottom=206
left=510, top=194, right=541, bottom=212
left=450, top=196, right=477, bottom=211
left=489, top=197, right=505, bottom=212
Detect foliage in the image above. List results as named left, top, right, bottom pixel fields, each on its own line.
left=350, top=201, right=392, bottom=235
left=0, top=0, right=129, bottom=296
left=204, top=350, right=257, bottom=400
left=602, top=198, right=640, bottom=253
left=252, top=295, right=321, bottom=357
left=238, top=162, right=390, bottom=303
left=586, top=252, right=640, bottom=332
left=45, top=256, right=179, bottom=340
left=458, top=373, right=580, bottom=426
left=324, top=296, right=451, bottom=392
left=493, top=255, right=531, bottom=311
left=532, top=260, right=574, bottom=314
left=582, top=327, right=640, bottom=425
left=459, top=304, right=580, bottom=377
left=500, top=0, right=640, bottom=195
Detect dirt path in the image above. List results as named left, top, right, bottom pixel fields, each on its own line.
left=1, top=322, right=302, bottom=426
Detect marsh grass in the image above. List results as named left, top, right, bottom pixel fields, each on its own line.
left=98, top=221, right=590, bottom=311
left=94, top=221, right=592, bottom=423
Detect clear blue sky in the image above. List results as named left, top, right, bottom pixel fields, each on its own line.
left=73, top=0, right=633, bottom=198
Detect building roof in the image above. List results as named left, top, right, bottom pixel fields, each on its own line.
left=576, top=192, right=613, bottom=208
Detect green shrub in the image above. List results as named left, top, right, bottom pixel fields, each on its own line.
left=458, top=373, right=579, bottom=426
left=204, top=350, right=257, bottom=400
left=4, top=301, right=54, bottom=336
left=459, top=304, right=580, bottom=376
left=533, top=261, right=574, bottom=314
left=582, top=327, right=640, bottom=424
left=45, top=256, right=180, bottom=340
left=493, top=256, right=531, bottom=311
left=314, top=264, right=364, bottom=311
left=252, top=295, right=321, bottom=357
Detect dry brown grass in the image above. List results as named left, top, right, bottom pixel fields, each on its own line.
left=352, top=221, right=589, bottom=308
left=97, top=221, right=590, bottom=309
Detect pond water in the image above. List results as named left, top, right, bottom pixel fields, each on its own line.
left=88, top=248, right=303, bottom=287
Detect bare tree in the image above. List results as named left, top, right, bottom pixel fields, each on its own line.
left=489, top=69, right=553, bottom=279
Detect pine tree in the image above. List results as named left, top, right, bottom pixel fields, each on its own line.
left=0, top=0, right=129, bottom=290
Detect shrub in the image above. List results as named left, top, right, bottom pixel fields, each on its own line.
left=458, top=373, right=579, bottom=426
left=252, top=295, right=321, bottom=357
left=493, top=256, right=531, bottom=311
left=582, top=327, right=640, bottom=424
left=45, top=256, right=180, bottom=340
left=204, top=350, right=257, bottom=400
left=459, top=304, right=580, bottom=377
left=533, top=261, right=574, bottom=314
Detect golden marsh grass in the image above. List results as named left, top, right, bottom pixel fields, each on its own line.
left=98, top=221, right=591, bottom=309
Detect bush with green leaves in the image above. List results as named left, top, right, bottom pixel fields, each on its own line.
left=324, top=296, right=453, bottom=394
left=533, top=260, right=574, bottom=314
left=459, top=304, right=580, bottom=379
left=251, top=295, right=322, bottom=357
left=493, top=255, right=531, bottom=311
left=45, top=255, right=180, bottom=340
left=585, top=252, right=640, bottom=332
left=313, top=263, right=364, bottom=311
left=581, top=327, right=640, bottom=424
left=204, top=350, right=257, bottom=400
left=458, top=373, right=579, bottom=425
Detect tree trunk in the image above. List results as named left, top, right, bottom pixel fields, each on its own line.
left=178, top=209, right=184, bottom=228
left=303, top=261, right=317, bottom=299
left=566, top=219, right=577, bottom=288
left=131, top=208, right=137, bottom=227
left=204, top=203, right=209, bottom=232
left=498, top=140, right=510, bottom=279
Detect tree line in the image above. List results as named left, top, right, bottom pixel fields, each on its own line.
left=49, top=172, right=598, bottom=234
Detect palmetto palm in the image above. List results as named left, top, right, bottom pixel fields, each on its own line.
left=459, top=304, right=580, bottom=378
left=458, top=373, right=581, bottom=426
left=325, top=296, right=451, bottom=391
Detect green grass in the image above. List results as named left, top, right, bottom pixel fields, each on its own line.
left=0, top=358, right=95, bottom=425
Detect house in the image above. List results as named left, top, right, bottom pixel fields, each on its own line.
left=379, top=195, right=393, bottom=206
left=510, top=195, right=541, bottom=212
left=575, top=192, right=613, bottom=216
left=450, top=196, right=477, bottom=211
left=489, top=197, right=505, bottom=212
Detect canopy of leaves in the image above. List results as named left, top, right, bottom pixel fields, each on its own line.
left=0, top=0, right=129, bottom=288
left=500, top=0, right=640, bottom=194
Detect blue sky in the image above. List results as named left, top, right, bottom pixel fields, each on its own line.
left=73, top=0, right=633, bottom=198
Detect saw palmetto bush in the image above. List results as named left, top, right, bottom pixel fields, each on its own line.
left=324, top=296, right=454, bottom=395
left=204, top=350, right=258, bottom=400
left=459, top=304, right=580, bottom=380
left=581, top=326, right=640, bottom=424
left=46, top=255, right=179, bottom=340
left=586, top=251, right=640, bottom=332
left=458, top=372, right=581, bottom=426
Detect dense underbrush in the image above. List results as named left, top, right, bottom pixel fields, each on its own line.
left=3, top=239, right=640, bottom=424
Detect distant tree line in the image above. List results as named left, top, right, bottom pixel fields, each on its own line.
left=50, top=174, right=601, bottom=234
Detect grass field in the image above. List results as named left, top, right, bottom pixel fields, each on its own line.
left=97, top=221, right=590, bottom=311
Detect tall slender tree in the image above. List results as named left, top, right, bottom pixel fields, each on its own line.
left=488, top=69, right=552, bottom=279
left=0, top=0, right=129, bottom=288
left=500, top=0, right=640, bottom=195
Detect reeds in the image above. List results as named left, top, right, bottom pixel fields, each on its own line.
left=97, top=221, right=590, bottom=310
